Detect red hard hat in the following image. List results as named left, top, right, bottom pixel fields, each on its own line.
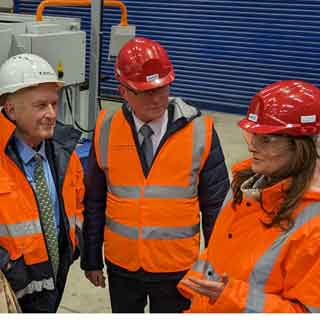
left=239, top=80, right=320, bottom=136
left=115, top=37, right=175, bottom=92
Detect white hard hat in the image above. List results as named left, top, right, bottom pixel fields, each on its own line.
left=0, top=53, right=64, bottom=97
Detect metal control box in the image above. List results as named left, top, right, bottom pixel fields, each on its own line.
left=0, top=13, right=85, bottom=86
left=108, top=25, right=136, bottom=60
left=16, top=31, right=86, bottom=85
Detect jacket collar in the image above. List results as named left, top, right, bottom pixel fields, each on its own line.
left=169, top=97, right=201, bottom=122
left=0, top=112, right=15, bottom=153
left=233, top=159, right=320, bottom=219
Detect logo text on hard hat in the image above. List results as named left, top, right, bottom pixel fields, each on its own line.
left=146, top=74, right=159, bottom=82
left=39, top=71, right=54, bottom=76
left=301, top=115, right=316, bottom=123
left=248, top=113, right=258, bottom=122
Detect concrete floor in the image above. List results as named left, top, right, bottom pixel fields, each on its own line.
left=57, top=102, right=250, bottom=313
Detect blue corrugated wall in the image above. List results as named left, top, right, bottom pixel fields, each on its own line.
left=15, top=0, right=320, bottom=114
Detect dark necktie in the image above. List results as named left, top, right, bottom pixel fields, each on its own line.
left=33, top=154, right=59, bottom=278
left=140, top=124, right=154, bottom=169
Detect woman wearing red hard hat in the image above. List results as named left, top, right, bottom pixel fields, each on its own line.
left=178, top=80, right=320, bottom=313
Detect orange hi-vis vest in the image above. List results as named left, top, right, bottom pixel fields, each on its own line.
left=94, top=99, right=213, bottom=272
left=178, top=160, right=320, bottom=313
left=0, top=113, right=84, bottom=299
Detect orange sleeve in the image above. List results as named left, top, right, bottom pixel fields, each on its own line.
left=189, top=231, right=320, bottom=313
left=72, top=152, right=85, bottom=238
left=202, top=277, right=306, bottom=313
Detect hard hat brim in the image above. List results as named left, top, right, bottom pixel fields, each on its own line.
left=239, top=118, right=320, bottom=136
left=238, top=118, right=289, bottom=134
left=0, top=80, right=64, bottom=97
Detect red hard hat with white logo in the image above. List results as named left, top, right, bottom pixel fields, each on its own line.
left=115, top=37, right=175, bottom=92
left=239, top=80, right=320, bottom=136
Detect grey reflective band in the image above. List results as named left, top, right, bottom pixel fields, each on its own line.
left=76, top=218, right=83, bottom=229
left=106, top=218, right=199, bottom=240
left=245, top=202, right=320, bottom=313
left=67, top=215, right=76, bottom=229
left=108, top=185, right=198, bottom=199
left=109, top=185, right=141, bottom=199
left=142, top=223, right=200, bottom=239
left=15, top=277, right=55, bottom=299
left=306, top=305, right=320, bottom=313
left=106, top=216, right=138, bottom=239
left=144, top=185, right=197, bottom=199
left=98, top=111, right=114, bottom=169
left=192, top=259, right=206, bottom=273
left=67, top=214, right=83, bottom=230
left=192, top=259, right=222, bottom=281
left=191, top=116, right=206, bottom=186
left=221, top=189, right=233, bottom=209
left=0, top=219, right=42, bottom=237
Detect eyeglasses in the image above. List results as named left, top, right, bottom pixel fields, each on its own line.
left=126, top=85, right=170, bottom=97
left=242, top=131, right=292, bottom=154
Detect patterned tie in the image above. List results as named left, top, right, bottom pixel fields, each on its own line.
left=33, top=154, right=59, bottom=278
left=140, top=124, right=154, bottom=169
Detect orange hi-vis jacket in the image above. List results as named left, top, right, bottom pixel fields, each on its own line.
left=0, top=113, right=84, bottom=300
left=94, top=99, right=213, bottom=272
left=178, top=159, right=320, bottom=313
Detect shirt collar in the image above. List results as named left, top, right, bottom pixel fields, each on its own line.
left=131, top=109, right=168, bottom=136
left=15, top=136, right=47, bottom=165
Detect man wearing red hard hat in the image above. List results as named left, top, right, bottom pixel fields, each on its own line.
left=81, top=37, right=229, bottom=313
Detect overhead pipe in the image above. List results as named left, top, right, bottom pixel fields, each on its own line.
left=36, top=0, right=128, bottom=26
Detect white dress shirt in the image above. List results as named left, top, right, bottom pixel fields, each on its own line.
left=132, top=110, right=168, bottom=156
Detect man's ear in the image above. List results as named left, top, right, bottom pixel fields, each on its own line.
left=3, top=101, right=17, bottom=122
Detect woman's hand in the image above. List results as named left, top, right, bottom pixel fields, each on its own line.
left=180, top=274, right=227, bottom=303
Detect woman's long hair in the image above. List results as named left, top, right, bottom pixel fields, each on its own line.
left=232, top=136, right=319, bottom=230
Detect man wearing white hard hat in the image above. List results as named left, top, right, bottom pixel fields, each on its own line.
left=0, top=53, right=84, bottom=312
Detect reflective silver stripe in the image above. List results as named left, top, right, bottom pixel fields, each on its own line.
left=192, top=259, right=206, bottom=273
left=106, top=218, right=199, bottom=240
left=170, top=97, right=207, bottom=187
left=106, top=216, right=138, bottom=239
left=142, top=223, right=200, bottom=239
left=0, top=219, right=42, bottom=237
left=306, top=305, right=320, bottom=313
left=15, top=277, right=55, bottom=299
left=67, top=214, right=76, bottom=229
left=109, top=185, right=198, bottom=199
left=245, top=202, right=320, bottom=312
left=67, top=214, right=83, bottom=230
left=97, top=111, right=114, bottom=169
left=76, top=218, right=83, bottom=230
left=144, top=185, right=197, bottom=199
left=191, top=116, right=206, bottom=186
left=109, top=185, right=141, bottom=198
left=191, top=259, right=222, bottom=281
left=221, top=188, right=233, bottom=209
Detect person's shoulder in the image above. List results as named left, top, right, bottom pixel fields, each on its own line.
left=170, top=97, right=201, bottom=121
